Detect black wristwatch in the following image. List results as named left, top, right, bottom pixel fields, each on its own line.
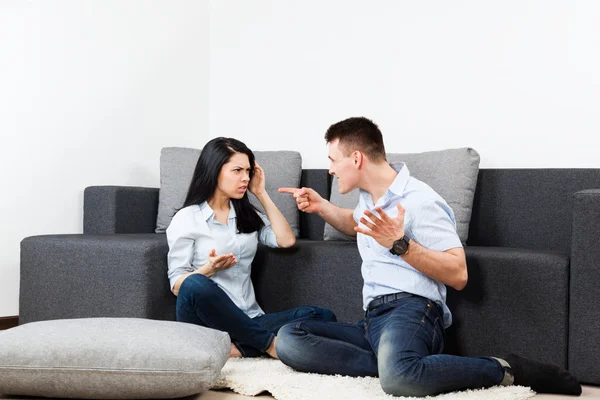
left=390, top=235, right=411, bottom=256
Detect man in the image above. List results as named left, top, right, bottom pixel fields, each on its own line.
left=277, top=117, right=581, bottom=397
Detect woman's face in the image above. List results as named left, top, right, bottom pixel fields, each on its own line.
left=216, top=152, right=252, bottom=200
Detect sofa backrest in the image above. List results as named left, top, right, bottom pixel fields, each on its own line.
left=298, top=169, right=332, bottom=240
left=467, top=169, right=600, bottom=253
left=301, top=168, right=600, bottom=254
left=85, top=168, right=600, bottom=254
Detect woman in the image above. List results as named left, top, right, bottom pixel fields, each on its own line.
left=166, top=137, right=337, bottom=358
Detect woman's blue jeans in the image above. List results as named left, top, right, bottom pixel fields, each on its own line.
left=176, top=274, right=337, bottom=357
left=276, top=293, right=505, bottom=397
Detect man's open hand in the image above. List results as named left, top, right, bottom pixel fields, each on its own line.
left=354, top=203, right=406, bottom=249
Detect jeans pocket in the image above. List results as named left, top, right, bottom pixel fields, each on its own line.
left=367, top=302, right=394, bottom=319
left=418, top=300, right=443, bottom=338
left=422, top=301, right=444, bottom=353
left=431, top=315, right=445, bottom=354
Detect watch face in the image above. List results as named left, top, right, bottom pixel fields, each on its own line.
left=392, top=238, right=409, bottom=255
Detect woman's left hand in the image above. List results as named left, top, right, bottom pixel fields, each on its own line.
left=248, top=161, right=266, bottom=196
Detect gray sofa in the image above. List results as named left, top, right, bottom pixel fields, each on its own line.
left=20, top=169, right=600, bottom=384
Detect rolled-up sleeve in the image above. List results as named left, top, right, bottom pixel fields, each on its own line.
left=257, top=212, right=279, bottom=248
left=166, top=209, right=197, bottom=290
left=410, top=200, right=463, bottom=252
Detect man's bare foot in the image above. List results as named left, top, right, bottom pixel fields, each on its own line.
left=229, top=344, right=242, bottom=358
left=266, top=337, right=278, bottom=359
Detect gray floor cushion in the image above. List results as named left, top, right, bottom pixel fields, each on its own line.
left=324, top=147, right=480, bottom=243
left=0, top=318, right=230, bottom=399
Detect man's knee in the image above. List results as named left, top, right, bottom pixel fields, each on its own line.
left=380, top=369, right=431, bottom=397
left=275, top=323, right=308, bottom=368
left=276, top=323, right=301, bottom=353
left=379, top=357, right=434, bottom=397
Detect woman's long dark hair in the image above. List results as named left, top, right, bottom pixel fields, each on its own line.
left=182, top=137, right=265, bottom=233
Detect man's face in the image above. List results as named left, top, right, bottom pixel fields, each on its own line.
left=328, top=139, right=359, bottom=194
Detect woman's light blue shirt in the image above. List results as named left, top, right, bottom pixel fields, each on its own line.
left=166, top=202, right=279, bottom=318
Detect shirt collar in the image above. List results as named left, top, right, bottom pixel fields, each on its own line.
left=199, top=201, right=237, bottom=222
left=359, top=162, right=410, bottom=202
left=388, top=162, right=410, bottom=196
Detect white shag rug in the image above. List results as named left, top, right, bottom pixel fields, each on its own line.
left=212, top=358, right=536, bottom=400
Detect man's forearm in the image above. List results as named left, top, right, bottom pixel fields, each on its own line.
left=402, top=242, right=467, bottom=290
left=317, top=201, right=357, bottom=237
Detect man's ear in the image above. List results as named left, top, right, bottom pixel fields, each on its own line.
left=353, top=151, right=363, bottom=169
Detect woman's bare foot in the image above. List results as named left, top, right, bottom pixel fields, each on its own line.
left=229, top=344, right=242, bottom=358
left=266, top=337, right=278, bottom=359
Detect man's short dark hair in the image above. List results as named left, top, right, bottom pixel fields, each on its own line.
left=324, top=117, right=386, bottom=162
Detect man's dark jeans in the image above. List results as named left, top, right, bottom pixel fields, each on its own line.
left=176, top=274, right=337, bottom=357
left=277, top=293, right=505, bottom=397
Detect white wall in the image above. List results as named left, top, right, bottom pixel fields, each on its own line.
left=209, top=0, right=600, bottom=168
left=2, top=1, right=599, bottom=317
left=0, top=1, right=210, bottom=316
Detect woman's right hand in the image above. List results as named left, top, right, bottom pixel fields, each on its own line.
left=172, top=250, right=237, bottom=295
left=206, top=249, right=237, bottom=274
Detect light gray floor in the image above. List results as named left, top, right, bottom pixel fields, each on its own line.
left=201, top=385, right=600, bottom=399
left=1, top=386, right=597, bottom=400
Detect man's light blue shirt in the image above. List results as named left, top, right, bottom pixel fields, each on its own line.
left=166, top=202, right=279, bottom=318
left=354, top=163, right=463, bottom=328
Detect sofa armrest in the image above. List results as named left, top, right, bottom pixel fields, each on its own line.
left=252, top=239, right=364, bottom=323
left=20, top=234, right=174, bottom=324
left=569, top=189, right=600, bottom=383
left=84, top=186, right=159, bottom=234
left=447, top=246, right=569, bottom=368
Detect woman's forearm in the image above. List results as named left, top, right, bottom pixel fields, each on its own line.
left=171, top=264, right=213, bottom=296
left=255, top=192, right=296, bottom=247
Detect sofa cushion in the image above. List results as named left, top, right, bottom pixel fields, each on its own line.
left=324, top=148, right=480, bottom=243
left=446, top=246, right=569, bottom=368
left=0, top=318, right=230, bottom=399
left=156, top=147, right=302, bottom=237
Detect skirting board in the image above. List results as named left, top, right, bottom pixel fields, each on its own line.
left=0, top=317, right=18, bottom=331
